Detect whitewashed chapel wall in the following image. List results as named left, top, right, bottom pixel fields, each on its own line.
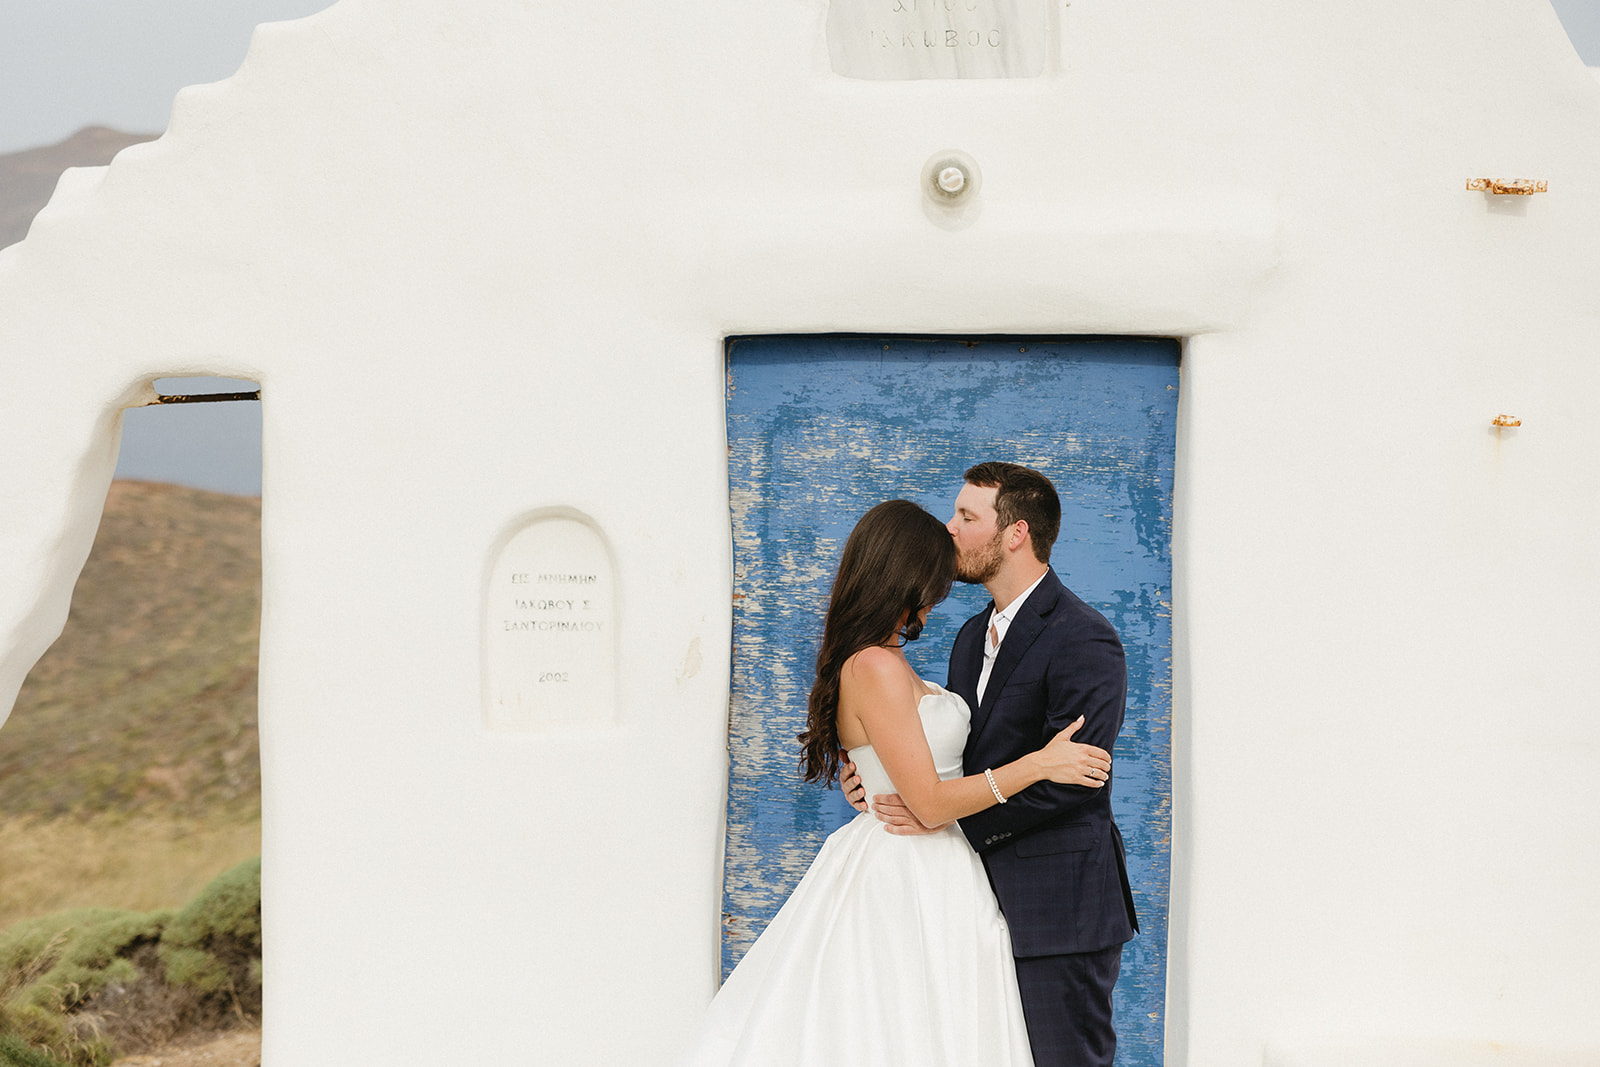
left=0, top=1, right=1596, bottom=1064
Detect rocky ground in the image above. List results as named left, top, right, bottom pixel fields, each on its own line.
left=112, top=1030, right=260, bottom=1067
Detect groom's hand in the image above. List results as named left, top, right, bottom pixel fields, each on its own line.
left=839, top=754, right=868, bottom=813
left=873, top=793, right=945, bottom=836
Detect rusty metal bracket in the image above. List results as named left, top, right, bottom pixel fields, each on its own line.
left=1467, top=178, right=1547, bottom=195
left=142, top=389, right=261, bottom=406
left=1492, top=414, right=1522, bottom=428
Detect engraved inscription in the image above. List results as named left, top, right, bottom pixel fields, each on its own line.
left=827, top=0, right=1047, bottom=81
left=485, top=514, right=616, bottom=730
left=865, top=28, right=1005, bottom=49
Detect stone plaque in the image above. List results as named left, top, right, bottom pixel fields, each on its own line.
left=484, top=513, right=615, bottom=730
left=827, top=0, right=1048, bottom=81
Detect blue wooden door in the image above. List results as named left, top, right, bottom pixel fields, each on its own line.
left=724, top=335, right=1177, bottom=1066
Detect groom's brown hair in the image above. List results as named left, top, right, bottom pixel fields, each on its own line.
left=964, top=462, right=1060, bottom=564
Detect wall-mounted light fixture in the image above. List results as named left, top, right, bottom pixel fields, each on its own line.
left=923, top=150, right=981, bottom=205
left=921, top=149, right=982, bottom=231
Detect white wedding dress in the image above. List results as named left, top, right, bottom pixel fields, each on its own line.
left=681, top=684, right=1034, bottom=1066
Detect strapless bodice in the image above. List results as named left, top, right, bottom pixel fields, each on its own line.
left=845, top=685, right=971, bottom=809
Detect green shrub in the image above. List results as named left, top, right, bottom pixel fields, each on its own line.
left=0, top=909, right=165, bottom=1012
left=161, top=858, right=260, bottom=954
left=0, top=856, right=261, bottom=1067
left=0, top=909, right=160, bottom=1066
left=0, top=1033, right=74, bottom=1067
left=156, top=947, right=229, bottom=995
left=158, top=857, right=260, bottom=997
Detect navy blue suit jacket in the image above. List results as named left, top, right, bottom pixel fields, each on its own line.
left=953, top=568, right=1139, bottom=958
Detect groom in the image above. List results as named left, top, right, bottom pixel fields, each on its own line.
left=852, top=462, right=1139, bottom=1067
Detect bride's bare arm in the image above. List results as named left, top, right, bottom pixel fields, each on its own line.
left=873, top=793, right=945, bottom=835
left=873, top=718, right=1112, bottom=834
left=841, top=649, right=1109, bottom=831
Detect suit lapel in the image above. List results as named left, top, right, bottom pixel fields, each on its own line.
left=969, top=572, right=1063, bottom=744
left=979, top=611, right=1043, bottom=720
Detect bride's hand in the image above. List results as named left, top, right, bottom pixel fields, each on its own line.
left=1037, top=716, right=1112, bottom=787
left=873, top=793, right=946, bottom=835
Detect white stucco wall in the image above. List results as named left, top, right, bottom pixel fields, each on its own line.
left=1, top=1, right=1597, bottom=1064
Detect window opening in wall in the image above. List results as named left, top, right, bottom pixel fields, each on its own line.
left=116, top=376, right=264, bottom=496
left=0, top=376, right=264, bottom=1062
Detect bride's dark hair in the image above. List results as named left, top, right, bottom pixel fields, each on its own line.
left=798, top=500, right=957, bottom=785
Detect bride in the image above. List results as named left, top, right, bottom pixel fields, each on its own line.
left=682, top=500, right=1110, bottom=1066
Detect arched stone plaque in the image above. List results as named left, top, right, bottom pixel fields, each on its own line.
left=484, top=512, right=616, bottom=730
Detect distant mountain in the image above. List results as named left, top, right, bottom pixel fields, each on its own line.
left=0, top=126, right=159, bottom=250
left=0, top=481, right=260, bottom=820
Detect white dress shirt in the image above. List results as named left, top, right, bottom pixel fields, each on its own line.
left=976, top=570, right=1048, bottom=704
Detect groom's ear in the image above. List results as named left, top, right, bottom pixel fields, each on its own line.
left=1006, top=519, right=1031, bottom=554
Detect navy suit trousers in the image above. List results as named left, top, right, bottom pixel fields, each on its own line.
left=1013, top=944, right=1123, bottom=1067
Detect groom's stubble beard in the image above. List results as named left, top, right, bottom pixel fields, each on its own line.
left=955, top=526, right=1005, bottom=585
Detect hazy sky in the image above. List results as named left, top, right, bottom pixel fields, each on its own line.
left=1552, top=0, right=1600, bottom=64
left=116, top=379, right=264, bottom=496
left=8, top=0, right=1598, bottom=494
left=1, top=0, right=333, bottom=154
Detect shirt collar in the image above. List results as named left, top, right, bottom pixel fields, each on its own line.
left=990, top=570, right=1048, bottom=630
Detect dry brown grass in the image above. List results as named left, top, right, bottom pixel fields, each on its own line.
left=1, top=481, right=264, bottom=1064
left=0, top=817, right=260, bottom=933
left=0, top=481, right=261, bottom=823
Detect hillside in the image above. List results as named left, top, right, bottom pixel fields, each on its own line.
left=0, top=481, right=260, bottom=821
left=0, top=127, right=159, bottom=250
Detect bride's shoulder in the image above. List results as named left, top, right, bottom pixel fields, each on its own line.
left=840, top=649, right=923, bottom=730
left=842, top=645, right=901, bottom=681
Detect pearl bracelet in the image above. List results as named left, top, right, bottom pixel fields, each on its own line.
left=984, top=768, right=1007, bottom=804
